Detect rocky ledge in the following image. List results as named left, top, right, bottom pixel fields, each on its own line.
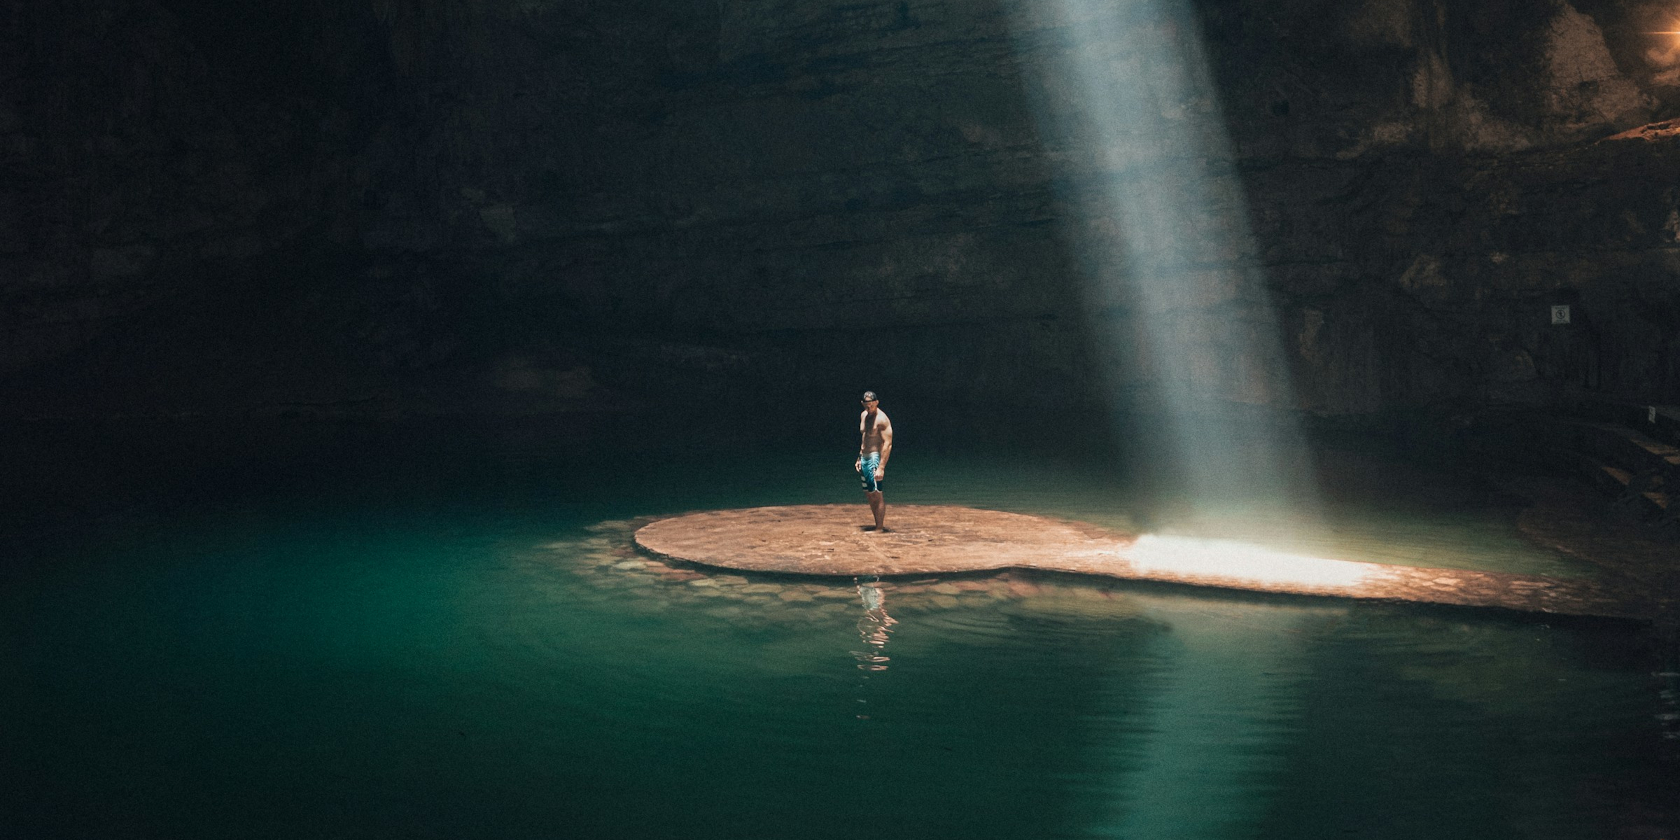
left=634, top=504, right=1652, bottom=620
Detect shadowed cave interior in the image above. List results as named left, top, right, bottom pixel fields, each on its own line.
left=5, top=1, right=1680, bottom=838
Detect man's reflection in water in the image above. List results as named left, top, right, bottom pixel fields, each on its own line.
left=852, top=576, right=897, bottom=719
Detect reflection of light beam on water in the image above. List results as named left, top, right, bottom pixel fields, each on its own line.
left=1006, top=0, right=1320, bottom=529
left=1096, top=601, right=1315, bottom=838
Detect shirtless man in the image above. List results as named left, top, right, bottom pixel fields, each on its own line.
left=855, top=391, right=893, bottom=532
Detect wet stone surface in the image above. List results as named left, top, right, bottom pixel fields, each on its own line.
left=530, top=516, right=1146, bottom=628
left=630, top=505, right=1657, bottom=621
left=635, top=505, right=1119, bottom=576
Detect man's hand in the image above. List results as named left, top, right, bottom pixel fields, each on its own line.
left=855, top=457, right=863, bottom=473
left=874, top=465, right=885, bottom=481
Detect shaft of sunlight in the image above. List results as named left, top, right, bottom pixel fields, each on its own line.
left=1008, top=0, right=1320, bottom=530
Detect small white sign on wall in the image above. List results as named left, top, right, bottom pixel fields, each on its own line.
left=1551, top=305, right=1571, bottom=325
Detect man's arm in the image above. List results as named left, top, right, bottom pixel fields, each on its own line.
left=857, top=412, right=867, bottom=470
left=876, top=420, right=893, bottom=476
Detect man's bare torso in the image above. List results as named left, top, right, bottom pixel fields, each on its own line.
left=860, top=409, right=891, bottom=454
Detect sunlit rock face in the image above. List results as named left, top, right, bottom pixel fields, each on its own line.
left=2, top=0, right=1678, bottom=418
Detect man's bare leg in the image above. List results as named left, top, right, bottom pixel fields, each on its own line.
left=867, top=490, right=886, bottom=531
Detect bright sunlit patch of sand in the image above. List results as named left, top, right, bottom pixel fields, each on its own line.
left=1122, top=534, right=1381, bottom=590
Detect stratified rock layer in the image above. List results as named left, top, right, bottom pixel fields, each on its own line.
left=7, top=0, right=1680, bottom=418
left=634, top=505, right=1651, bottom=620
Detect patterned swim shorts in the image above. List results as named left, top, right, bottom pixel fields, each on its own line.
left=859, top=452, right=883, bottom=492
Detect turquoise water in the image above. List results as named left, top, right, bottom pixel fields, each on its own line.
left=3, top=435, right=1677, bottom=839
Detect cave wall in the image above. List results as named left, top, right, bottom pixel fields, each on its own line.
left=4, top=0, right=1680, bottom=420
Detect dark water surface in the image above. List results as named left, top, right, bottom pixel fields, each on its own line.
left=3, top=420, right=1677, bottom=839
